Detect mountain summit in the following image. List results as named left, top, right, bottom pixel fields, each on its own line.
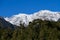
left=5, top=10, right=60, bottom=26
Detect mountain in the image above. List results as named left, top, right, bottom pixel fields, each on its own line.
left=0, top=16, right=14, bottom=29
left=1, top=10, right=60, bottom=40
left=4, top=10, right=60, bottom=26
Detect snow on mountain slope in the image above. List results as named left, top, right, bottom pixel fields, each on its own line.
left=4, top=10, right=60, bottom=26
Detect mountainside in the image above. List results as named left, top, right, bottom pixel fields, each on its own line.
left=0, top=19, right=60, bottom=40
left=0, top=16, right=14, bottom=29
left=5, top=10, right=60, bottom=26
left=1, top=11, right=60, bottom=40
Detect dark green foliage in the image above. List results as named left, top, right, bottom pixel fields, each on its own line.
left=0, top=19, right=60, bottom=40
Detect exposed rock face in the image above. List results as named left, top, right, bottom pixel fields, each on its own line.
left=0, top=17, right=14, bottom=29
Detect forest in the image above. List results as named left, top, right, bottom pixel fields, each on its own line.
left=0, top=19, right=60, bottom=40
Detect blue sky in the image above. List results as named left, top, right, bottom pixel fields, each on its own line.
left=0, top=0, right=60, bottom=17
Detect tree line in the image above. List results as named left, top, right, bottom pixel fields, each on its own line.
left=0, top=19, right=60, bottom=40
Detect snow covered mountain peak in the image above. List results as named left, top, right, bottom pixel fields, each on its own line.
left=5, top=10, right=60, bottom=26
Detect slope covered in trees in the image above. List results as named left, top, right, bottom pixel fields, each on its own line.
left=0, top=19, right=60, bottom=40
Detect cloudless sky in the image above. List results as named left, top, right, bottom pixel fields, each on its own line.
left=0, top=0, right=60, bottom=17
